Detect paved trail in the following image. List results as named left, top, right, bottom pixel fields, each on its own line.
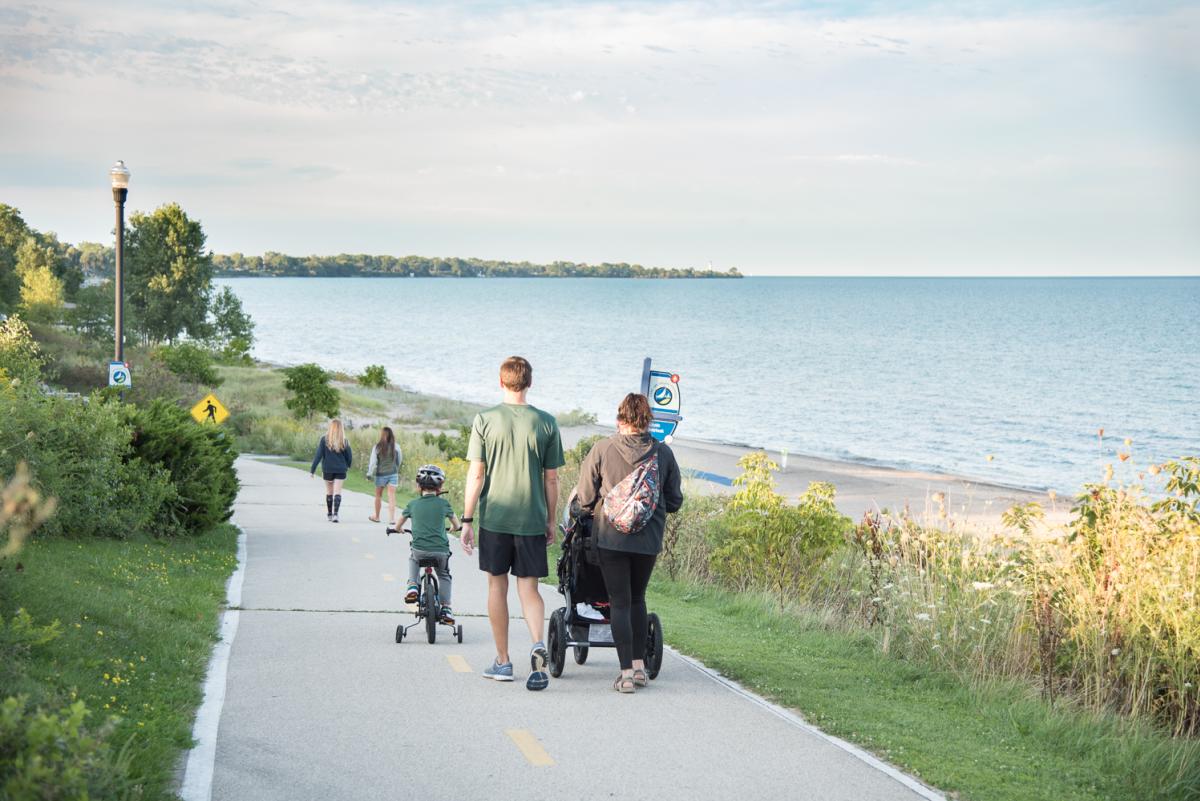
left=202, top=457, right=940, bottom=801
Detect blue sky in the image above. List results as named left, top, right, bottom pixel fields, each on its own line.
left=1, top=1, right=1197, bottom=274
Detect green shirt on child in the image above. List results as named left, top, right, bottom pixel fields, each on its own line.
left=403, top=494, right=454, bottom=553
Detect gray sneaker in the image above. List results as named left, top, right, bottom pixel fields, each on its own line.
left=527, top=642, right=550, bottom=691
left=483, top=660, right=514, bottom=682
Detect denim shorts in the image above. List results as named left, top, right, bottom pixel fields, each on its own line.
left=374, top=473, right=398, bottom=488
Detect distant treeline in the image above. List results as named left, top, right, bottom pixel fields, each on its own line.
left=213, top=252, right=742, bottom=279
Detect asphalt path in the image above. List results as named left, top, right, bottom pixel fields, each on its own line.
left=207, top=457, right=939, bottom=801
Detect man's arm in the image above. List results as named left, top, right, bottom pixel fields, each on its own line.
left=543, top=468, right=559, bottom=545
left=460, top=459, right=486, bottom=555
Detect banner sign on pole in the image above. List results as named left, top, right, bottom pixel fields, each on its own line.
left=108, top=361, right=132, bottom=388
left=640, top=357, right=682, bottom=443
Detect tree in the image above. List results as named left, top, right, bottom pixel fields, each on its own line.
left=16, top=237, right=64, bottom=322
left=0, top=205, right=30, bottom=311
left=18, top=263, right=64, bottom=322
left=125, top=203, right=213, bottom=344
left=205, top=286, right=255, bottom=361
left=283, top=363, right=339, bottom=419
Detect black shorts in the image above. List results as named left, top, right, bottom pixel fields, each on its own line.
left=478, top=529, right=548, bottom=578
left=322, top=472, right=347, bottom=481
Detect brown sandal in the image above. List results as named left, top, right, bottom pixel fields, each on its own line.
left=613, top=675, right=636, bottom=694
left=631, top=669, right=649, bottom=687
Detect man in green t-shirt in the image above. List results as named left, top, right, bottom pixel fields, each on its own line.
left=461, top=356, right=565, bottom=691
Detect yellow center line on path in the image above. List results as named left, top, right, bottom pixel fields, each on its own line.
left=382, top=574, right=395, bottom=582
left=446, top=655, right=472, bottom=673
left=505, top=729, right=555, bottom=767
left=364, top=553, right=375, bottom=560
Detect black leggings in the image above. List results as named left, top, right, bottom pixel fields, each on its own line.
left=597, top=549, right=657, bottom=670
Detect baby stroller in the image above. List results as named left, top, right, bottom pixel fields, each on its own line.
left=546, top=493, right=664, bottom=679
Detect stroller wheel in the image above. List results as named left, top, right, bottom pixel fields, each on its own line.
left=456, top=624, right=463, bottom=643
left=395, top=625, right=404, bottom=643
left=646, top=612, right=663, bottom=679
left=573, top=645, right=589, bottom=665
left=548, top=608, right=567, bottom=678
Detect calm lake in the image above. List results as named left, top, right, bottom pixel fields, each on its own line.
left=217, top=276, right=1200, bottom=492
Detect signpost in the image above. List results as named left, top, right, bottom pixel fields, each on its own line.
left=639, top=357, right=682, bottom=443
left=191, top=393, right=230, bottom=425
left=107, top=361, right=132, bottom=389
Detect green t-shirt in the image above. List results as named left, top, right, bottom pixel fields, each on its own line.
left=467, top=403, right=565, bottom=536
left=402, top=494, right=454, bottom=553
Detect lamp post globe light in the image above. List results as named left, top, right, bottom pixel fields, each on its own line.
left=110, top=160, right=129, bottom=364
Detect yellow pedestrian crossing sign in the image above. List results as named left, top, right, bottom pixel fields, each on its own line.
left=191, top=393, right=229, bottom=425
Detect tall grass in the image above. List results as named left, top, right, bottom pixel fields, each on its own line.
left=661, top=453, right=1200, bottom=745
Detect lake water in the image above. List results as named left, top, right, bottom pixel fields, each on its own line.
left=217, top=276, right=1200, bottom=492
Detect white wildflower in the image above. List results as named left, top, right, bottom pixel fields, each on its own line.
left=980, top=618, right=992, bottom=625
left=915, top=613, right=932, bottom=622
left=1111, top=648, right=1121, bottom=656
left=972, top=581, right=995, bottom=591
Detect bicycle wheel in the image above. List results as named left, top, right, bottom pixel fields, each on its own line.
left=424, top=574, right=438, bottom=644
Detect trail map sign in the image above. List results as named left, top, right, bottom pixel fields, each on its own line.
left=191, top=393, right=229, bottom=425
left=640, top=358, right=682, bottom=443
left=108, top=361, right=132, bottom=388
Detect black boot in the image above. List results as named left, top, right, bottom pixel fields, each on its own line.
left=332, top=494, right=342, bottom=523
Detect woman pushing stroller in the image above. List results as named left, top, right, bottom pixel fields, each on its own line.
left=574, top=393, right=684, bottom=693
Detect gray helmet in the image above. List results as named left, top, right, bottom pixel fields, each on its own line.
left=415, top=464, right=446, bottom=490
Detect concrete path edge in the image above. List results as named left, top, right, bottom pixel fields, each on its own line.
left=179, top=529, right=248, bottom=801
left=668, top=646, right=945, bottom=801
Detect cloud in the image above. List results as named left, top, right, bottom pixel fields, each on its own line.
left=0, top=1, right=1197, bottom=274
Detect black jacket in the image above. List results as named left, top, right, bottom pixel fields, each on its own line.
left=574, top=433, right=683, bottom=555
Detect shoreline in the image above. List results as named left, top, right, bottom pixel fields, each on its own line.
left=559, top=424, right=1057, bottom=524
left=254, top=360, right=1059, bottom=524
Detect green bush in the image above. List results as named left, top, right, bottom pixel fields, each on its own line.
left=66, top=284, right=113, bottom=343
left=0, top=390, right=177, bottom=539
left=0, top=696, right=132, bottom=801
left=283, top=363, right=338, bottom=419
left=0, top=316, right=43, bottom=388
left=129, top=400, right=238, bottom=535
left=358, top=364, right=388, bottom=388
left=710, top=453, right=851, bottom=610
left=422, top=424, right=470, bottom=460
left=155, top=342, right=222, bottom=387
left=557, top=408, right=598, bottom=427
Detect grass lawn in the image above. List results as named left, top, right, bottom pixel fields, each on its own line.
left=648, top=579, right=1200, bottom=801
left=0, top=526, right=240, bottom=800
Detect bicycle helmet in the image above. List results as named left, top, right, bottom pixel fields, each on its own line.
left=415, top=464, right=446, bottom=490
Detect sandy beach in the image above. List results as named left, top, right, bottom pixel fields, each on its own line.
left=560, top=424, right=1058, bottom=525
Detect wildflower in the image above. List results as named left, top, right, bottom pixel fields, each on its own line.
left=97, top=630, right=104, bottom=637
left=1111, top=648, right=1121, bottom=656
left=1148, top=464, right=1161, bottom=476
left=1104, top=464, right=1114, bottom=482
left=980, top=618, right=992, bottom=625
left=971, top=581, right=994, bottom=591
left=932, top=644, right=941, bottom=650
left=1047, top=490, right=1056, bottom=501
left=1185, top=683, right=1194, bottom=689
left=915, top=613, right=932, bottom=621
left=1098, top=428, right=1104, bottom=438
left=1118, top=453, right=1130, bottom=462
left=1124, top=437, right=1132, bottom=446
left=986, top=455, right=994, bottom=462
left=931, top=492, right=945, bottom=504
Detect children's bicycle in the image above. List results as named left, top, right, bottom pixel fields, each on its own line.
left=388, top=526, right=463, bottom=645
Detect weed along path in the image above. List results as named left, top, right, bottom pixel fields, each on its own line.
left=197, top=457, right=942, bottom=801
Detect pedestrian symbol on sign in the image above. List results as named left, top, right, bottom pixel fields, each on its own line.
left=190, top=393, right=230, bottom=425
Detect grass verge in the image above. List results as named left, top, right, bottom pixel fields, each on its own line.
left=648, top=578, right=1200, bottom=801
left=0, top=526, right=240, bottom=800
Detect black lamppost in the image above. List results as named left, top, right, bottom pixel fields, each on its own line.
left=110, top=160, right=130, bottom=362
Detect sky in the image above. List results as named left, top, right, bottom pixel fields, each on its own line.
left=1, top=1, right=1197, bottom=275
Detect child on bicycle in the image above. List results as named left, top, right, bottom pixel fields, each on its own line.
left=391, top=464, right=460, bottom=624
